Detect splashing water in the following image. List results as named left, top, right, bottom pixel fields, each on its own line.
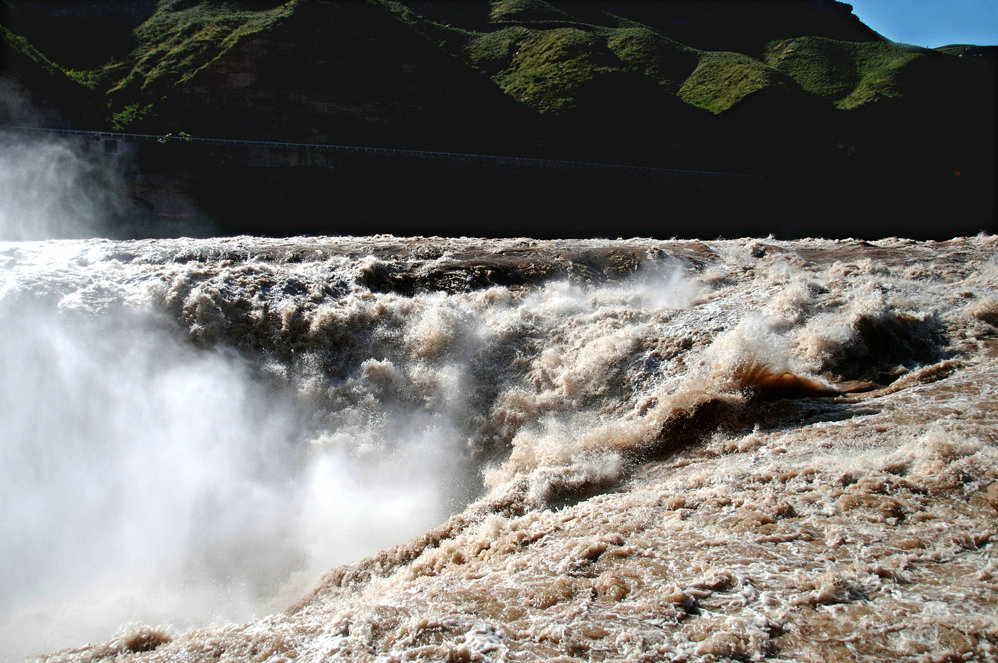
left=1, top=134, right=996, bottom=661
left=1, top=231, right=995, bottom=662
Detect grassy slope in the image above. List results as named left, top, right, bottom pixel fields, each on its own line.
left=1, top=1, right=993, bottom=232
left=380, top=0, right=951, bottom=116
left=763, top=37, right=935, bottom=109
left=0, top=22, right=64, bottom=77
left=1, top=0, right=297, bottom=128
left=678, top=50, right=797, bottom=114
left=493, top=27, right=616, bottom=114
left=99, top=0, right=295, bottom=128
left=0, top=22, right=100, bottom=122
left=3, top=0, right=992, bottom=141
left=935, top=44, right=998, bottom=66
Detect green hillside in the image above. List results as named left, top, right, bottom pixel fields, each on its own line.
left=3, top=0, right=992, bottom=135
left=101, top=0, right=294, bottom=127
left=373, top=0, right=994, bottom=121
left=0, top=21, right=99, bottom=124
left=764, top=37, right=941, bottom=109
left=0, top=0, right=993, bottom=236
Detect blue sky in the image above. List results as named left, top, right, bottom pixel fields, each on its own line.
left=847, top=0, right=998, bottom=47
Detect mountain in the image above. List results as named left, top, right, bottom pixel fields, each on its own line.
left=0, top=0, right=994, bottom=237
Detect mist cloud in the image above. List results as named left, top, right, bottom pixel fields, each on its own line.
left=0, top=271, right=466, bottom=660
left=0, top=131, right=126, bottom=240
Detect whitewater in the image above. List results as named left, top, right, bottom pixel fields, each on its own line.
left=0, top=229, right=994, bottom=662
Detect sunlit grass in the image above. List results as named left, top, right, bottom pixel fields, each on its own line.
left=765, top=37, right=926, bottom=109
left=7, top=0, right=983, bottom=133
left=494, top=27, right=612, bottom=113
left=1, top=23, right=63, bottom=76
left=102, top=0, right=295, bottom=127
left=605, top=27, right=699, bottom=94
left=678, top=51, right=792, bottom=114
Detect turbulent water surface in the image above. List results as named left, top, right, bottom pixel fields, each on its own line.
left=1, top=234, right=996, bottom=662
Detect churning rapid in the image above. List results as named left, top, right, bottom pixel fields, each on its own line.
left=2, top=233, right=996, bottom=662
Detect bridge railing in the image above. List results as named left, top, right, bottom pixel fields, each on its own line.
left=0, top=124, right=762, bottom=180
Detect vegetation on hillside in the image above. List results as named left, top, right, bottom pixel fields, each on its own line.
left=100, top=0, right=294, bottom=126
left=374, top=0, right=987, bottom=118
left=0, top=0, right=992, bottom=233
left=488, top=0, right=571, bottom=24
left=0, top=22, right=98, bottom=121
left=1, top=0, right=993, bottom=149
left=0, top=23, right=63, bottom=76
left=494, top=28, right=616, bottom=113
left=678, top=50, right=796, bottom=113
left=604, top=27, right=699, bottom=94
left=763, top=37, right=936, bottom=108
left=2, top=0, right=296, bottom=128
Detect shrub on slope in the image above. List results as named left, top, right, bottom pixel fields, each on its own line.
left=764, top=37, right=944, bottom=109
left=101, top=0, right=294, bottom=128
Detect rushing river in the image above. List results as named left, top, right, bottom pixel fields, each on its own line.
left=1, top=133, right=996, bottom=663
left=2, top=232, right=996, bottom=661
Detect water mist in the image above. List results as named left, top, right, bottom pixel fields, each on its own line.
left=0, top=139, right=470, bottom=660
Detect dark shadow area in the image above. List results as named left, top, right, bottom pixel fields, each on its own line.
left=815, top=311, right=952, bottom=383
left=535, top=390, right=881, bottom=512
left=0, top=0, right=993, bottom=241
left=638, top=394, right=880, bottom=466
left=0, top=0, right=156, bottom=69
left=150, top=152, right=994, bottom=240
